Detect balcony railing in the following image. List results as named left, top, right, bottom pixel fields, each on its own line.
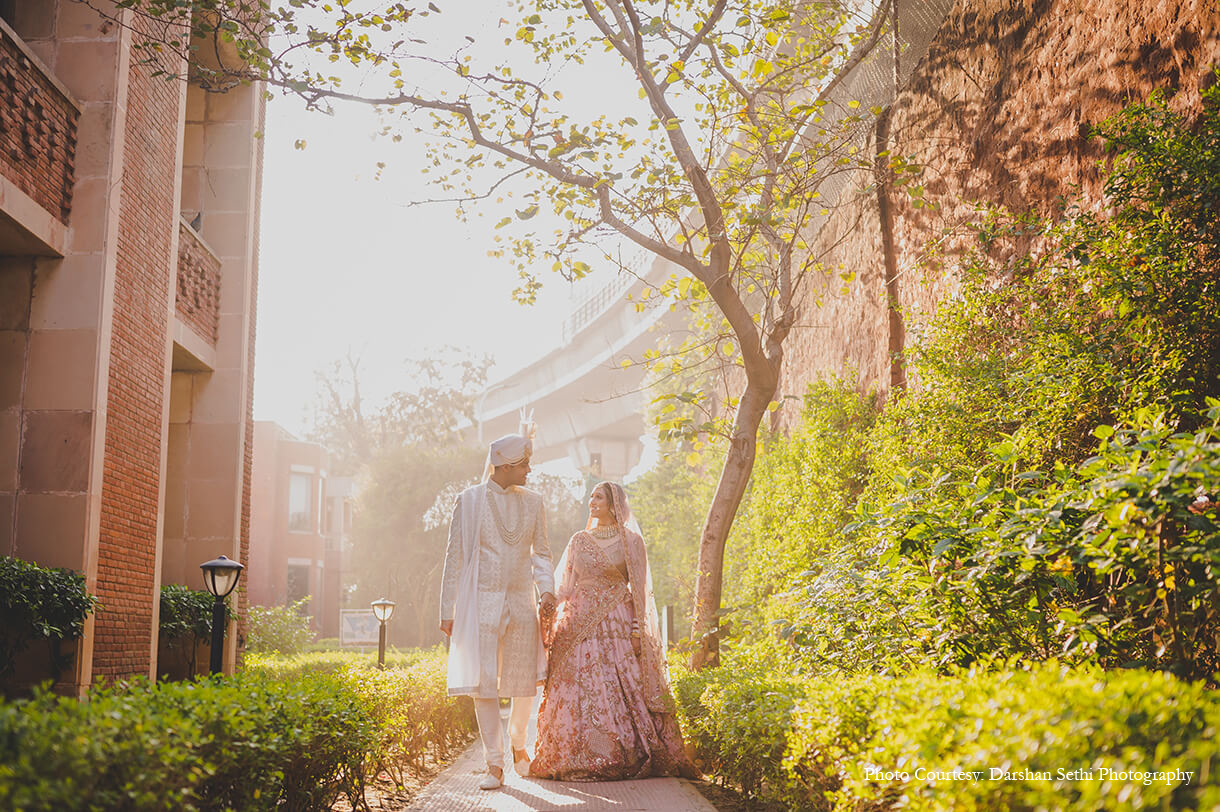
left=0, top=18, right=79, bottom=224
left=176, top=219, right=222, bottom=343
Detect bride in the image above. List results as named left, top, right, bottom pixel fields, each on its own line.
left=529, top=481, right=697, bottom=781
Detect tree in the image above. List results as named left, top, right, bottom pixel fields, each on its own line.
left=309, top=348, right=492, bottom=476
left=102, top=0, right=899, bottom=668
left=352, top=441, right=484, bottom=645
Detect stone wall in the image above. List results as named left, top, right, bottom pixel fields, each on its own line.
left=779, top=0, right=1220, bottom=411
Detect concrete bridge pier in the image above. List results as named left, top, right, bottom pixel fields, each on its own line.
left=568, top=433, right=643, bottom=484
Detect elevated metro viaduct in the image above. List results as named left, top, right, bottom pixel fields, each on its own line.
left=471, top=251, right=687, bottom=484
left=471, top=0, right=963, bottom=483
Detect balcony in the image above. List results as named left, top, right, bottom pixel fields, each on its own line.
left=173, top=218, right=222, bottom=368
left=0, top=17, right=78, bottom=254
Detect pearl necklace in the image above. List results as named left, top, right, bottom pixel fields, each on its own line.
left=487, top=489, right=527, bottom=546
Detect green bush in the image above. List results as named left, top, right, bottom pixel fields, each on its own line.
left=0, top=557, right=97, bottom=687
left=0, top=647, right=474, bottom=811
left=785, top=661, right=1219, bottom=811
left=244, top=646, right=476, bottom=786
left=729, top=380, right=878, bottom=609
left=246, top=599, right=314, bottom=655
left=157, top=584, right=217, bottom=678
left=158, top=584, right=215, bottom=644
left=242, top=646, right=432, bottom=681
left=674, top=660, right=1218, bottom=810
left=732, top=83, right=1220, bottom=678
left=853, top=403, right=1220, bottom=677
left=671, top=656, right=806, bottom=803
left=0, top=671, right=374, bottom=811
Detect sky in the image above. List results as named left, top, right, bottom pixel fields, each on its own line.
left=252, top=2, right=590, bottom=440
left=249, top=0, right=666, bottom=452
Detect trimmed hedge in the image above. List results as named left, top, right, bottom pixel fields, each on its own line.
left=0, top=647, right=476, bottom=811
left=0, top=672, right=372, bottom=811
left=242, top=647, right=433, bottom=681
left=673, top=660, right=1219, bottom=811
left=245, top=647, right=475, bottom=786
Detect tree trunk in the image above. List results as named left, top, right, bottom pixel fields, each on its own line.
left=689, top=375, right=777, bottom=670
left=874, top=106, right=907, bottom=393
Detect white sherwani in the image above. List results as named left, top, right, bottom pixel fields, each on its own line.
left=439, top=480, right=554, bottom=698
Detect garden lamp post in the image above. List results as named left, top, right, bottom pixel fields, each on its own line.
left=200, top=555, right=244, bottom=675
left=371, top=598, right=396, bottom=669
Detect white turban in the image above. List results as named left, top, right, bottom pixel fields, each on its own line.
left=488, top=433, right=532, bottom=467
left=482, top=410, right=537, bottom=481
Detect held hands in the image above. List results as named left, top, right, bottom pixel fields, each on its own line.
left=631, top=633, right=642, bottom=657
left=440, top=619, right=453, bottom=637
left=538, top=592, right=557, bottom=648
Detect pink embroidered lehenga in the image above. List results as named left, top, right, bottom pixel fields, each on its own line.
left=530, top=482, right=697, bottom=782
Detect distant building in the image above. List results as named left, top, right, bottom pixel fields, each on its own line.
left=0, top=4, right=262, bottom=691
left=249, top=421, right=352, bottom=639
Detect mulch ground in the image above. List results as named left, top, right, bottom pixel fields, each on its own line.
left=691, top=779, right=787, bottom=811
left=331, top=735, right=477, bottom=812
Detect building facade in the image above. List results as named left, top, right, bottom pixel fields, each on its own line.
left=0, top=2, right=262, bottom=691
left=249, top=421, right=351, bottom=640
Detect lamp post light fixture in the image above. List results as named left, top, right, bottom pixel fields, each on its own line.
left=371, top=598, right=396, bottom=669
left=200, top=554, right=244, bottom=675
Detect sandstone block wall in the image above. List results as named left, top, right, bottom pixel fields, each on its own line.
left=780, top=0, right=1220, bottom=408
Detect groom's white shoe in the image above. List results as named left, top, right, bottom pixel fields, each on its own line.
left=479, top=767, right=503, bottom=790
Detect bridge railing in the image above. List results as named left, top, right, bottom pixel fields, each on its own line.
left=560, top=250, right=654, bottom=344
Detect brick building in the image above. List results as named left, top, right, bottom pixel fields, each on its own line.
left=249, top=421, right=352, bottom=641
left=0, top=3, right=262, bottom=691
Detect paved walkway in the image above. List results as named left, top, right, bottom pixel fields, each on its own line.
left=405, top=743, right=714, bottom=811
left=407, top=694, right=715, bottom=811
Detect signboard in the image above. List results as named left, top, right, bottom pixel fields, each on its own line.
left=340, top=609, right=379, bottom=646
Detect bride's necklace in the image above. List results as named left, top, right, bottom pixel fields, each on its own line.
left=590, top=524, right=620, bottom=541
left=487, top=489, right=526, bottom=545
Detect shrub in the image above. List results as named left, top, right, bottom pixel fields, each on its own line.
left=848, top=402, right=1220, bottom=677
left=157, top=584, right=218, bottom=678
left=756, top=83, right=1220, bottom=678
left=244, top=646, right=476, bottom=785
left=0, top=557, right=97, bottom=688
left=242, top=646, right=432, bottom=681
left=674, top=659, right=1218, bottom=810
left=246, top=599, right=314, bottom=655
left=0, top=671, right=374, bottom=811
left=671, top=657, right=805, bottom=804
left=729, top=380, right=878, bottom=609
left=785, top=661, right=1220, bottom=811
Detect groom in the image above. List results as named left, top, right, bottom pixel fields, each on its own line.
left=439, top=429, right=556, bottom=790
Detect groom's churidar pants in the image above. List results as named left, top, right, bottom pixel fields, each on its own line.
left=474, top=697, right=532, bottom=770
